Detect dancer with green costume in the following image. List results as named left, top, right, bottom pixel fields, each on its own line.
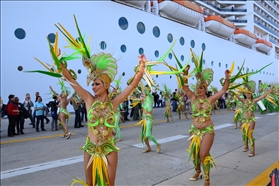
left=233, top=79, right=274, bottom=157
left=161, top=84, right=173, bottom=122
left=177, top=88, right=188, bottom=120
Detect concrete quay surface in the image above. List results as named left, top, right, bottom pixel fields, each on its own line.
left=0, top=107, right=278, bottom=186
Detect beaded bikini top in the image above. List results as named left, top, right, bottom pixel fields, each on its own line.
left=243, top=100, right=254, bottom=112
left=87, top=100, right=116, bottom=145
left=192, top=98, right=212, bottom=126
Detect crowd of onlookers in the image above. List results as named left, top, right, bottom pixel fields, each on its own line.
left=0, top=89, right=228, bottom=138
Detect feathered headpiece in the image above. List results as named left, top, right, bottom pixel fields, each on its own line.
left=210, top=85, right=218, bottom=93
left=55, top=15, right=117, bottom=86
left=244, top=80, right=256, bottom=93
left=190, top=49, right=213, bottom=89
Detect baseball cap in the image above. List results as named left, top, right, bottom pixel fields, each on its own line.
left=8, top=94, right=15, bottom=99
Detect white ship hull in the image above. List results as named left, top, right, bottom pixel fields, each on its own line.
left=1, top=1, right=278, bottom=111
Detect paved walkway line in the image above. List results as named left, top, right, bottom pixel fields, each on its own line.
left=246, top=160, right=279, bottom=186
left=0, top=132, right=76, bottom=145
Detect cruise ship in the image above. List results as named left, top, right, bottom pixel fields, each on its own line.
left=1, top=0, right=278, bottom=111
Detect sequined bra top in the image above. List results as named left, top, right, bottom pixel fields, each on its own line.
left=243, top=100, right=254, bottom=112
left=192, top=98, right=212, bottom=126
left=87, top=100, right=116, bottom=144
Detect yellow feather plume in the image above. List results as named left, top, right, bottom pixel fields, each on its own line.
left=229, top=62, right=235, bottom=75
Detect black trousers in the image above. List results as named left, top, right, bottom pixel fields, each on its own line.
left=8, top=115, right=17, bottom=136
left=36, top=115, right=45, bottom=131
left=74, top=109, right=81, bottom=127
left=15, top=116, right=24, bottom=134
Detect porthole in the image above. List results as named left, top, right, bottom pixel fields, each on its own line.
left=211, top=61, right=214, bottom=66
left=242, top=68, right=244, bottom=72
left=153, top=26, right=160, bottom=38
left=181, top=55, right=184, bottom=61
left=237, top=66, right=240, bottom=70
left=120, top=45, right=126, bottom=53
left=190, top=40, right=195, bottom=48
left=203, top=59, right=205, bottom=65
left=139, top=48, right=144, bottom=55
left=118, top=17, right=128, bottom=30
left=252, top=69, right=254, bottom=72
left=247, top=68, right=249, bottom=72
left=48, top=33, right=56, bottom=44
left=263, top=71, right=265, bottom=74
left=225, top=64, right=228, bottom=68
left=100, top=41, right=107, bottom=50
left=17, top=66, right=23, bottom=71
left=180, top=37, right=185, bottom=46
left=192, top=58, right=194, bottom=63
left=219, top=62, right=221, bottom=67
left=192, top=77, right=195, bottom=80
left=78, top=69, right=82, bottom=74
left=167, top=33, right=173, bottom=43
left=168, top=53, right=172, bottom=59
left=14, top=28, right=26, bottom=39
left=154, top=50, right=159, bottom=57
left=273, top=73, right=274, bottom=76
left=76, top=37, right=81, bottom=42
left=137, top=22, right=145, bottom=34
left=202, top=43, right=206, bottom=50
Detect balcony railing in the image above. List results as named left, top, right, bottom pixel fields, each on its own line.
left=254, top=21, right=279, bottom=37
left=204, top=1, right=247, bottom=12
left=254, top=9, right=279, bottom=29
left=227, top=19, right=247, bottom=23
left=254, top=1, right=278, bottom=19
left=269, top=38, right=279, bottom=46
left=218, top=0, right=247, bottom=1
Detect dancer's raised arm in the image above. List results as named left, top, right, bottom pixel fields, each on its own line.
left=60, top=65, right=93, bottom=102
left=183, top=65, right=195, bottom=101
left=113, top=54, right=146, bottom=106
left=253, top=85, right=274, bottom=103
left=209, top=70, right=230, bottom=103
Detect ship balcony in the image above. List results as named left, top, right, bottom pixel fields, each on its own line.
left=254, top=21, right=279, bottom=38
left=113, top=0, right=147, bottom=9
left=158, top=0, right=203, bottom=27
left=269, top=38, right=279, bottom=46
left=255, top=39, right=273, bottom=53
left=254, top=9, right=279, bottom=30
left=234, top=28, right=257, bottom=46
left=204, top=15, right=236, bottom=38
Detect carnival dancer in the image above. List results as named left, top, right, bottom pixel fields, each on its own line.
left=53, top=20, right=148, bottom=186
left=161, top=84, right=173, bottom=122
left=49, top=85, right=72, bottom=139
left=177, top=88, right=188, bottom=120
left=234, top=81, right=274, bottom=157
left=233, top=92, right=244, bottom=129
left=210, top=86, right=220, bottom=115
left=167, top=49, right=231, bottom=186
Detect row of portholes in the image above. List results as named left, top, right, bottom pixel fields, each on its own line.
left=118, top=17, right=206, bottom=50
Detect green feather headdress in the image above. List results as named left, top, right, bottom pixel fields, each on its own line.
left=56, top=15, right=117, bottom=86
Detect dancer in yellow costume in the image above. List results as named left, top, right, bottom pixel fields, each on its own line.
left=177, top=88, right=188, bottom=120
left=49, top=85, right=72, bottom=139
left=234, top=80, right=274, bottom=157
left=161, top=84, right=173, bottom=122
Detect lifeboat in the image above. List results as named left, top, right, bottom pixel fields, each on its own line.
left=234, top=29, right=257, bottom=46
left=255, top=39, right=273, bottom=53
left=204, top=15, right=235, bottom=38
left=158, top=0, right=203, bottom=27
left=114, top=0, right=147, bottom=9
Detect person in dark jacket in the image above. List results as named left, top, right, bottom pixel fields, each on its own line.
left=15, top=97, right=25, bottom=134
left=7, top=94, right=19, bottom=137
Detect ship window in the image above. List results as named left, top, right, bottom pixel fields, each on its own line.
left=192, top=58, right=194, bottom=63
left=14, top=28, right=26, bottom=39
left=252, top=69, right=254, bottom=72
left=139, top=48, right=144, bottom=55
left=226, top=64, right=228, bottom=68
left=219, top=62, right=221, bottom=67
left=202, top=43, right=206, bottom=51
left=78, top=69, right=82, bottom=74
left=247, top=68, right=249, bottom=72
left=100, top=41, right=107, bottom=50
left=17, top=66, right=23, bottom=71
left=47, top=33, right=56, bottom=44
left=192, top=77, right=194, bottom=80
left=237, top=66, right=240, bottom=70
left=211, top=61, right=214, bottom=66
left=242, top=68, right=244, bottom=72
left=153, top=26, right=160, bottom=38
left=180, top=37, right=185, bottom=46
left=76, top=37, right=81, bottom=42
left=167, top=33, right=173, bottom=43
left=155, top=50, right=159, bottom=57
left=168, top=53, right=172, bottom=59
left=181, top=55, right=184, bottom=61
left=119, top=17, right=128, bottom=30
left=190, top=40, right=195, bottom=48
left=273, top=73, right=274, bottom=76
left=203, top=59, right=205, bottom=65
left=120, top=45, right=126, bottom=53
left=263, top=71, right=265, bottom=74
left=137, top=22, right=145, bottom=34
